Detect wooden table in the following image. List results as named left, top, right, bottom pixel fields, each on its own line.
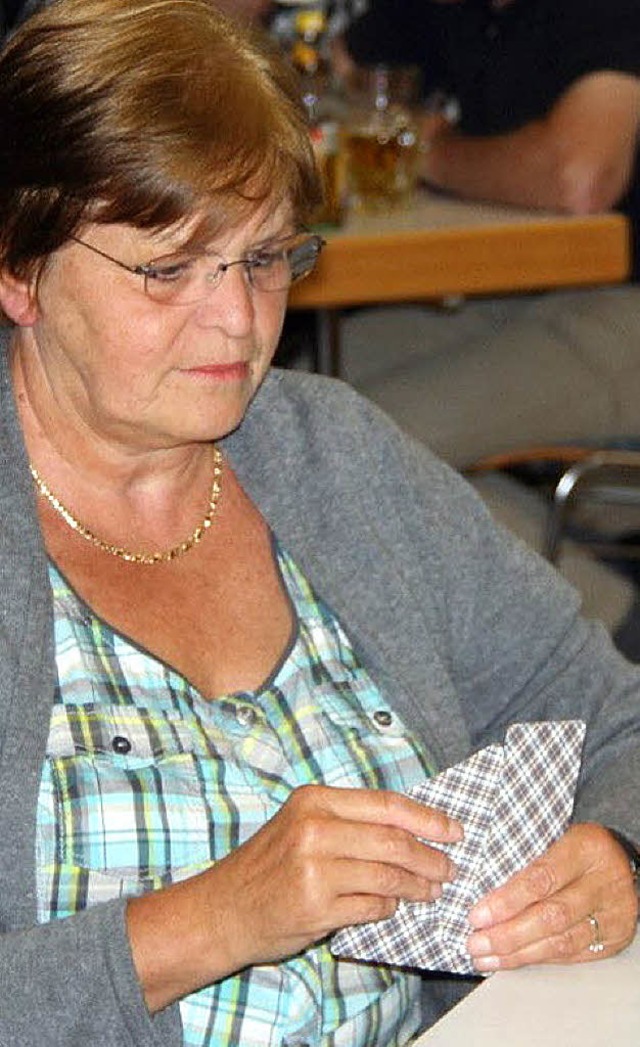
left=288, top=191, right=630, bottom=374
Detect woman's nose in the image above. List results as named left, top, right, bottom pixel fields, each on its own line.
left=196, top=262, right=255, bottom=335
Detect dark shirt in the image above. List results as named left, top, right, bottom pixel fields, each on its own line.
left=1, top=0, right=28, bottom=31
left=0, top=0, right=42, bottom=34
left=346, top=0, right=640, bottom=276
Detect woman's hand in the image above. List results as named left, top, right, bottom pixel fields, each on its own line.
left=466, top=823, right=639, bottom=972
left=208, top=784, right=462, bottom=969
left=128, top=784, right=462, bottom=1011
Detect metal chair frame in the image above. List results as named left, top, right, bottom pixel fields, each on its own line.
left=545, top=451, right=640, bottom=563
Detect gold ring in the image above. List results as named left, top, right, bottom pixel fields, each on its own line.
left=587, top=913, right=604, bottom=954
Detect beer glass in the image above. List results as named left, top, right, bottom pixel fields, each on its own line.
left=343, top=64, right=421, bottom=213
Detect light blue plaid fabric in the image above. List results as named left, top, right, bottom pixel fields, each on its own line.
left=37, top=543, right=437, bottom=1046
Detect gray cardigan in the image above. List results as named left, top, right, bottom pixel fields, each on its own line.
left=1, top=334, right=639, bottom=1046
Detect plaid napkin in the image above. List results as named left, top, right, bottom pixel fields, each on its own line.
left=331, top=720, right=586, bottom=975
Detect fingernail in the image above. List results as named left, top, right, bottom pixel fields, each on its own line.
left=467, top=932, right=492, bottom=957
left=448, top=819, right=464, bottom=841
left=474, top=955, right=500, bottom=972
left=468, top=902, right=491, bottom=928
left=431, top=882, right=443, bottom=900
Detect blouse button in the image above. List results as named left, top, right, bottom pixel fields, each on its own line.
left=373, top=709, right=393, bottom=728
left=112, top=735, right=132, bottom=754
left=235, top=705, right=257, bottom=728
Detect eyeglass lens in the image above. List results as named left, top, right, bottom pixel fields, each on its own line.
left=143, top=233, right=323, bottom=304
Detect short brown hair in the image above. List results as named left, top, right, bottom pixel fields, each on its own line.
left=0, top=0, right=320, bottom=282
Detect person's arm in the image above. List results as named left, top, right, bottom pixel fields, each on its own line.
left=0, top=897, right=183, bottom=1046
left=363, top=396, right=640, bottom=970
left=126, top=786, right=462, bottom=1012
left=225, top=375, right=640, bottom=976
left=421, top=71, right=640, bottom=213
left=0, top=784, right=460, bottom=1040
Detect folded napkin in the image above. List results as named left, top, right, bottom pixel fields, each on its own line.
left=331, top=720, right=586, bottom=975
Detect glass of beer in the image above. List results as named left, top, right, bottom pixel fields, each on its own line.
left=343, top=65, right=421, bottom=213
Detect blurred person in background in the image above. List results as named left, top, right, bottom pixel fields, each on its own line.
left=335, top=0, right=640, bottom=469
left=0, top=0, right=29, bottom=31
left=0, top=1, right=638, bottom=1045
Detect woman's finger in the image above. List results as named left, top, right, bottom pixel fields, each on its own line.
left=315, top=819, right=458, bottom=885
left=468, top=823, right=629, bottom=930
left=467, top=824, right=638, bottom=971
left=291, top=784, right=464, bottom=846
left=470, top=906, right=634, bottom=971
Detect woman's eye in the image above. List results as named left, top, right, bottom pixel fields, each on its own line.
left=146, top=257, right=193, bottom=283
left=249, top=249, right=282, bottom=270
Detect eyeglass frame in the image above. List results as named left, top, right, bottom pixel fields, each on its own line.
left=68, top=229, right=325, bottom=303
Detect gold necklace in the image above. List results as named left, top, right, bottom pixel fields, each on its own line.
left=30, top=447, right=223, bottom=565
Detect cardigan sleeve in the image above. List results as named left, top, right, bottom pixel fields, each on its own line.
left=0, top=897, right=182, bottom=1046
left=387, top=417, right=640, bottom=846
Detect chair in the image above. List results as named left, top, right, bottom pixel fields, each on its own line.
left=468, top=467, right=636, bottom=634
left=545, top=450, right=640, bottom=563
left=466, top=444, right=640, bottom=635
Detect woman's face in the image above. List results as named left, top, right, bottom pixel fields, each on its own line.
left=14, top=203, right=292, bottom=453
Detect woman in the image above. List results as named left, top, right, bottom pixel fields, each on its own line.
left=0, top=1, right=638, bottom=1045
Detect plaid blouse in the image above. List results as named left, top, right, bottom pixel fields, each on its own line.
left=36, top=543, right=437, bottom=1046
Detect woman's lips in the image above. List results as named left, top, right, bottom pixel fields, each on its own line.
left=183, top=361, right=250, bottom=381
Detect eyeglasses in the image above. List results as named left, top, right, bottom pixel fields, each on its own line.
left=69, top=230, right=325, bottom=305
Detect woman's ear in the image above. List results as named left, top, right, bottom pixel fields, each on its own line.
left=0, top=271, right=39, bottom=326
